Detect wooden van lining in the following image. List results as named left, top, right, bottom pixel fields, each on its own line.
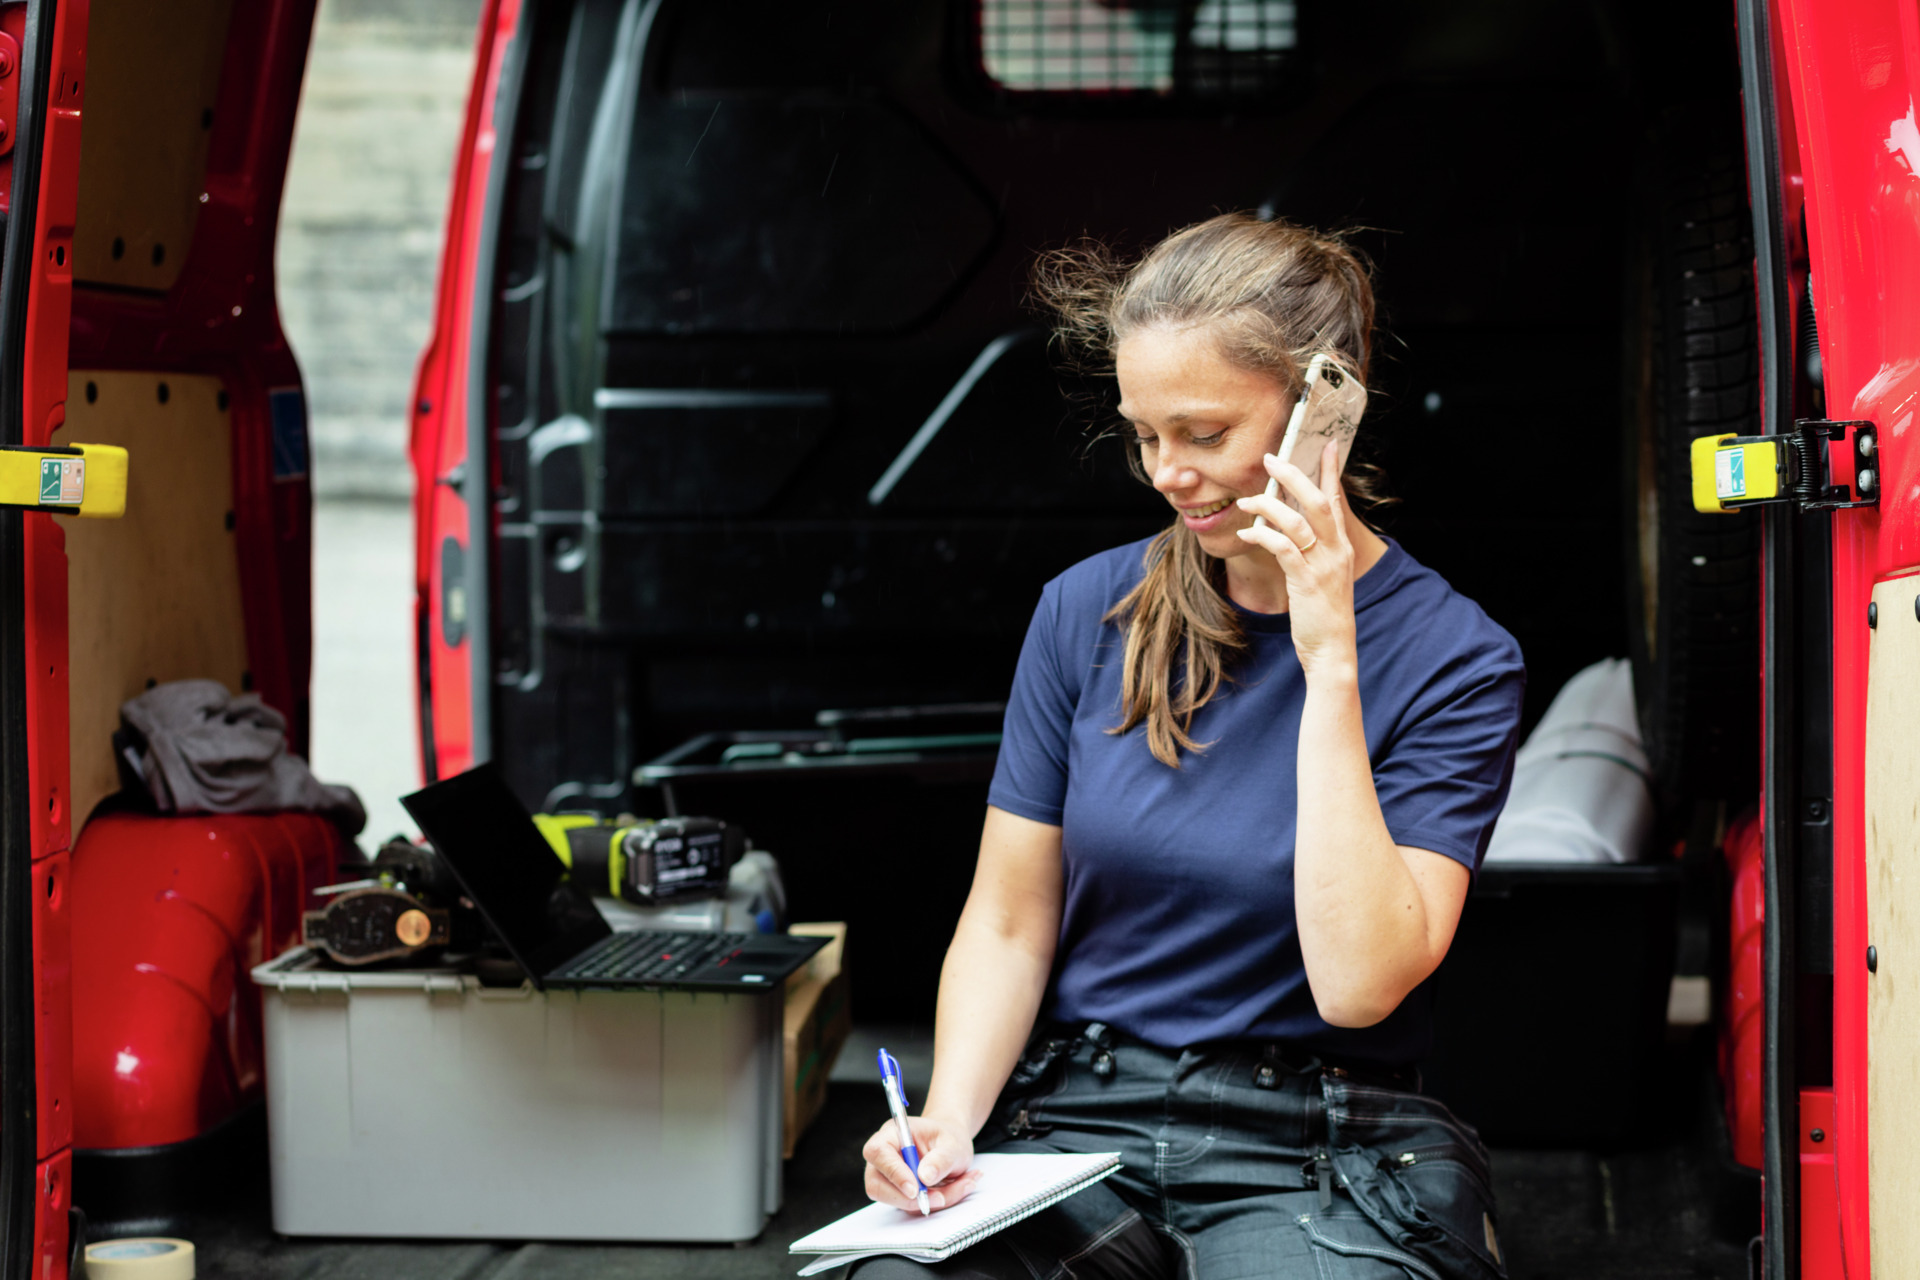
left=1864, top=573, right=1920, bottom=1277
left=55, top=371, right=247, bottom=832
left=72, top=0, right=236, bottom=293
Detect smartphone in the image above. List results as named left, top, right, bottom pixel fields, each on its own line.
left=1252, top=353, right=1369, bottom=526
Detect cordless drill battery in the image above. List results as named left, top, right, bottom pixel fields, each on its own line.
left=536, top=814, right=746, bottom=905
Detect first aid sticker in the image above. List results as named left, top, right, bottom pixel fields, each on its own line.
left=1715, top=447, right=1746, bottom=500
left=39, top=458, right=84, bottom=506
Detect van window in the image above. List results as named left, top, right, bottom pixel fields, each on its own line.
left=975, top=0, right=1300, bottom=102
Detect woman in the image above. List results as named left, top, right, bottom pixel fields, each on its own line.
left=856, top=214, right=1524, bottom=1279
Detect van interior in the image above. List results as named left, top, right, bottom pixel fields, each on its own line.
left=52, top=0, right=1774, bottom=1275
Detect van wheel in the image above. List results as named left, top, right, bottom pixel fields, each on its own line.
left=1625, top=107, right=1762, bottom=811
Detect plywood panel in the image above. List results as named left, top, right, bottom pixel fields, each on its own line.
left=55, top=372, right=247, bottom=831
left=1864, top=574, right=1920, bottom=1278
left=72, top=0, right=235, bottom=291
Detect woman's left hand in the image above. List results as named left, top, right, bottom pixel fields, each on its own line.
left=1235, top=439, right=1358, bottom=680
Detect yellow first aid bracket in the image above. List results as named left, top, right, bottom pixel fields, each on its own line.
left=0, top=443, right=128, bottom=518
left=1691, top=432, right=1786, bottom=514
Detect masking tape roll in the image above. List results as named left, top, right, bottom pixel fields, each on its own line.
left=84, top=1238, right=195, bottom=1279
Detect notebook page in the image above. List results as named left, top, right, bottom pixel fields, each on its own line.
left=796, top=1251, right=941, bottom=1277
left=790, top=1152, right=1120, bottom=1255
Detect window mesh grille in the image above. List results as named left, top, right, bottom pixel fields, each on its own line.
left=977, top=0, right=1298, bottom=100
left=1190, top=0, right=1297, bottom=52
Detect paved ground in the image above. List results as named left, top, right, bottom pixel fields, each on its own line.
left=309, top=499, right=421, bottom=851
left=290, top=0, right=487, bottom=848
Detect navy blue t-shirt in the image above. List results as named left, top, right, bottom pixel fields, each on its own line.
left=987, top=537, right=1525, bottom=1064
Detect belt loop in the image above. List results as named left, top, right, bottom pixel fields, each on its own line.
left=1312, top=1071, right=1334, bottom=1210
left=1253, top=1043, right=1281, bottom=1090
left=1084, top=1022, right=1116, bottom=1079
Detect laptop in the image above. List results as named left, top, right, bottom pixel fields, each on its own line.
left=400, top=763, right=827, bottom=992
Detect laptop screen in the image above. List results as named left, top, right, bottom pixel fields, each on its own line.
left=400, top=763, right=612, bottom=983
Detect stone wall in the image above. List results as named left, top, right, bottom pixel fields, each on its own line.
left=277, top=0, right=483, bottom=500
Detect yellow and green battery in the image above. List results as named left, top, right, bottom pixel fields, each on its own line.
left=534, top=811, right=743, bottom=905
left=533, top=813, right=632, bottom=900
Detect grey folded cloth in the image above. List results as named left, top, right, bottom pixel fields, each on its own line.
left=119, top=679, right=366, bottom=835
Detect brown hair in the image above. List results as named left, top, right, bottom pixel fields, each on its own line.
left=1032, top=212, right=1383, bottom=767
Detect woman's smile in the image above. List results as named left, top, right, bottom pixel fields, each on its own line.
left=1177, top=494, right=1242, bottom=531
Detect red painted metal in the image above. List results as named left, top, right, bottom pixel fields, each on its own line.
left=69, top=813, right=344, bottom=1150
left=1771, top=1, right=1920, bottom=1274
left=1720, top=807, right=1765, bottom=1171
left=32, top=850, right=70, bottom=1167
left=0, top=4, right=24, bottom=214
left=14, top=0, right=90, bottom=1271
left=1800, top=1089, right=1843, bottom=1280
left=0, top=28, right=22, bottom=162
left=37, top=1150, right=68, bottom=1280
left=411, top=0, right=520, bottom=782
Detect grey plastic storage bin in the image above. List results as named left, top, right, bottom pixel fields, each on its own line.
left=252, top=947, right=782, bottom=1241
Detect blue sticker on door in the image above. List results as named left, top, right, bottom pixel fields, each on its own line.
left=269, top=388, right=310, bottom=480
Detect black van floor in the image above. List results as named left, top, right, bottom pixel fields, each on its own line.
left=176, top=1081, right=1753, bottom=1279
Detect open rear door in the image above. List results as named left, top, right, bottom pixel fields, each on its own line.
left=1772, top=0, right=1920, bottom=1276
left=0, top=0, right=87, bottom=1272
left=412, top=0, right=525, bottom=785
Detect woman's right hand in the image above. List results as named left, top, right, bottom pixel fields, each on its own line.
left=862, top=1115, right=984, bottom=1212
left=861, top=807, right=1064, bottom=1214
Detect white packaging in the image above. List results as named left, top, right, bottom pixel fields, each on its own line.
left=1483, top=658, right=1654, bottom=865
left=595, top=849, right=788, bottom=934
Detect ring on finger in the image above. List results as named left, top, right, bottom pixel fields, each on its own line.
left=1295, top=534, right=1319, bottom=554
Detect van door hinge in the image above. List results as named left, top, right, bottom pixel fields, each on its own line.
left=1691, top=419, right=1878, bottom=514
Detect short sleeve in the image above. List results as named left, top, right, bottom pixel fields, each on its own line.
left=987, top=581, right=1077, bottom=827
left=1372, top=653, right=1526, bottom=874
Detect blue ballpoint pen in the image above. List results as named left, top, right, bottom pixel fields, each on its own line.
left=878, top=1048, right=933, bottom=1215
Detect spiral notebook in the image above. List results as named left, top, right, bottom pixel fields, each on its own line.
left=789, top=1151, right=1122, bottom=1275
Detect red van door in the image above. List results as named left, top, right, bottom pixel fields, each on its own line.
left=412, top=0, right=523, bottom=785
left=0, top=0, right=88, bottom=1274
left=0, top=0, right=87, bottom=1272
left=1774, top=1, right=1920, bottom=1277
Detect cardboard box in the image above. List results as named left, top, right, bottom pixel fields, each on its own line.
left=784, top=922, right=851, bottom=1157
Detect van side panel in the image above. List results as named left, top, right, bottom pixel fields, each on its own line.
left=1858, top=581, right=1920, bottom=1280
left=1777, top=0, right=1920, bottom=1274
left=5, top=0, right=91, bottom=1265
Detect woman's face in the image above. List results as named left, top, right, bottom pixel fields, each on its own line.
left=1116, top=324, right=1294, bottom=563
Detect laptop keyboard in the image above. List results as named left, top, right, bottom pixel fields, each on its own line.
left=558, top=930, right=754, bottom=983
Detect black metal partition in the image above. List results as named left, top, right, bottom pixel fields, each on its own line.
left=477, top=0, right=1702, bottom=815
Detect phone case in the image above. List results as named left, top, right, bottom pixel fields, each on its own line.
left=1283, top=359, right=1368, bottom=498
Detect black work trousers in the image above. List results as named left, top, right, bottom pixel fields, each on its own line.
left=849, top=1026, right=1506, bottom=1280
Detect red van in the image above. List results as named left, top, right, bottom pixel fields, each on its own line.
left=0, top=0, right=1904, bottom=1275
